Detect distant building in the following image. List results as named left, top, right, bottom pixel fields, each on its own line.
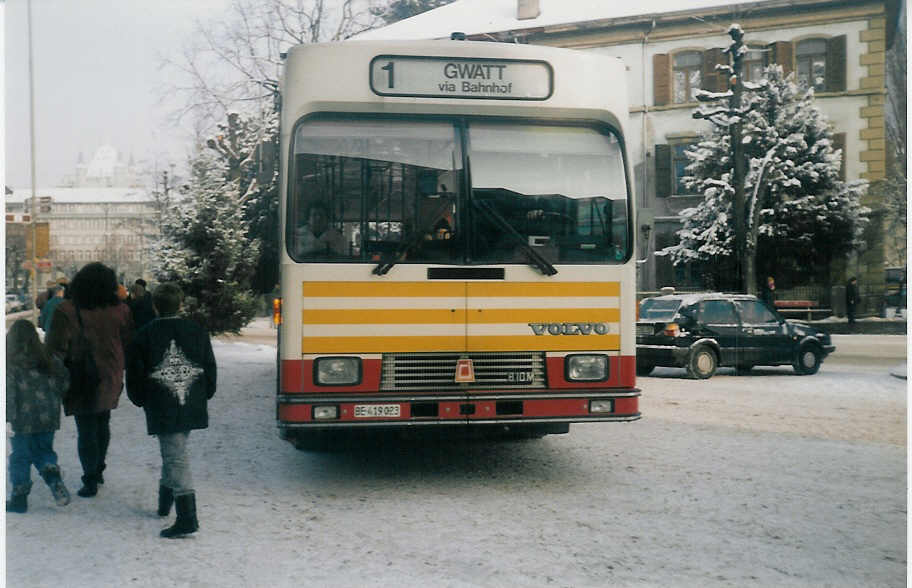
left=62, top=144, right=143, bottom=189
left=5, top=145, right=160, bottom=289
left=357, top=0, right=903, bottom=304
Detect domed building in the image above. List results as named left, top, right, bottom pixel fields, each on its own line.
left=5, top=145, right=160, bottom=290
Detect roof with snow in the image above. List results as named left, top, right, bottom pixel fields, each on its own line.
left=354, top=0, right=769, bottom=41
left=6, top=187, right=150, bottom=204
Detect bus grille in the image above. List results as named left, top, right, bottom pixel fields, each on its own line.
left=381, top=352, right=546, bottom=391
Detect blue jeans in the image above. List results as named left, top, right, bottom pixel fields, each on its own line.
left=8, top=432, right=58, bottom=487
left=158, top=432, right=193, bottom=495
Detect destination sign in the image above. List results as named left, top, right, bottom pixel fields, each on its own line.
left=370, top=55, right=553, bottom=100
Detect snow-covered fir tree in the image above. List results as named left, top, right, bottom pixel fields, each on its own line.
left=207, top=109, right=280, bottom=294
left=659, top=63, right=870, bottom=290
left=153, top=147, right=261, bottom=334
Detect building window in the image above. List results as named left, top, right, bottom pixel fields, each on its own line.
left=672, top=143, right=697, bottom=195
left=742, top=46, right=765, bottom=83
left=655, top=142, right=698, bottom=197
left=673, top=51, right=703, bottom=103
left=796, top=38, right=827, bottom=91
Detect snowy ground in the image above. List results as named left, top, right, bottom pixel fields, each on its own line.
left=4, top=328, right=907, bottom=587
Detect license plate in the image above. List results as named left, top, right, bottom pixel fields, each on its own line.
left=353, top=404, right=401, bottom=418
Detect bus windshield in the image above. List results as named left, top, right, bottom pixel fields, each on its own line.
left=288, top=116, right=630, bottom=267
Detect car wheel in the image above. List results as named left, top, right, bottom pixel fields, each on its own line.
left=686, top=345, right=717, bottom=379
left=636, top=363, right=655, bottom=376
left=793, top=344, right=821, bottom=375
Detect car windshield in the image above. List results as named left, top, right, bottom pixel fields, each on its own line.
left=639, top=298, right=681, bottom=320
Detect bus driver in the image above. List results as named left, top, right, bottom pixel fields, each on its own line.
left=294, top=202, right=346, bottom=257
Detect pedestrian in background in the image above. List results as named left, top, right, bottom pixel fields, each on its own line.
left=46, top=262, right=134, bottom=498
left=35, top=280, right=56, bottom=311
left=126, top=282, right=217, bottom=538
left=40, top=285, right=65, bottom=332
left=760, top=276, right=777, bottom=307
left=6, top=319, right=72, bottom=513
left=846, top=277, right=859, bottom=325
left=128, top=278, right=157, bottom=330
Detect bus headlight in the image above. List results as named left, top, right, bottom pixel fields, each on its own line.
left=315, top=357, right=361, bottom=385
left=566, top=354, right=608, bottom=381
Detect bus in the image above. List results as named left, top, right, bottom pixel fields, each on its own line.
left=275, top=39, right=640, bottom=447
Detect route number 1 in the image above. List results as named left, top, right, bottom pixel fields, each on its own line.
left=381, top=61, right=394, bottom=88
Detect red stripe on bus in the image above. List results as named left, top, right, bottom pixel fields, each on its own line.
left=546, top=355, right=636, bottom=389
left=282, top=359, right=383, bottom=393
left=278, top=403, right=312, bottom=422
left=281, top=360, right=304, bottom=393
left=613, top=396, right=639, bottom=415
left=278, top=396, right=639, bottom=425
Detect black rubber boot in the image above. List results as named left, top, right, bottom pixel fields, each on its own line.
left=161, top=493, right=199, bottom=538
left=6, top=482, right=31, bottom=513
left=77, top=474, right=98, bottom=498
left=40, top=464, right=71, bottom=506
left=158, top=485, right=174, bottom=517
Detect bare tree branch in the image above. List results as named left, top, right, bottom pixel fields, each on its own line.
left=160, top=0, right=384, bottom=135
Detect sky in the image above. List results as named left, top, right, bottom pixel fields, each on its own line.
left=4, top=0, right=233, bottom=189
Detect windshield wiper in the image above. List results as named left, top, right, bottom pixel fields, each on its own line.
left=472, top=199, right=557, bottom=276
left=372, top=229, right=426, bottom=276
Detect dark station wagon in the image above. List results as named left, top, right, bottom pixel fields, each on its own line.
left=636, top=292, right=836, bottom=379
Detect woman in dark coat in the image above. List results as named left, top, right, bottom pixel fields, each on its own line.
left=47, top=262, right=134, bottom=497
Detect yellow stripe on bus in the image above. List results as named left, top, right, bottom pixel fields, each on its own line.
left=466, top=308, right=620, bottom=324
left=467, top=335, right=620, bottom=352
left=303, top=282, right=463, bottom=298
left=302, top=336, right=466, bottom=353
left=303, top=309, right=466, bottom=324
left=301, top=281, right=620, bottom=298
left=301, top=334, right=620, bottom=353
left=467, top=282, right=620, bottom=297
left=301, top=308, right=620, bottom=325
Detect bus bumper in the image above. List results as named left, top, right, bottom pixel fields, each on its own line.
left=276, top=390, right=640, bottom=431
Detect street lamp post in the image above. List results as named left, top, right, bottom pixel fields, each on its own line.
left=27, top=0, right=39, bottom=322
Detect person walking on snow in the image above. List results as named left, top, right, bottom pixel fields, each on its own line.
left=126, top=282, right=217, bottom=538
left=46, top=262, right=134, bottom=498
left=6, top=319, right=72, bottom=513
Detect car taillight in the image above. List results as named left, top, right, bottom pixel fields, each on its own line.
left=662, top=323, right=680, bottom=337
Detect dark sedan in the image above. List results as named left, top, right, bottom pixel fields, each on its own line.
left=636, top=292, right=836, bottom=379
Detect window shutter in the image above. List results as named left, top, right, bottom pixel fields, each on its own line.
left=766, top=41, right=794, bottom=76
left=653, top=53, right=671, bottom=106
left=702, top=48, right=727, bottom=93
left=832, top=132, right=846, bottom=181
left=655, top=144, right=672, bottom=197
left=826, top=35, right=847, bottom=92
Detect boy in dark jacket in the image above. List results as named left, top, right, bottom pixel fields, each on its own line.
left=126, top=283, right=216, bottom=538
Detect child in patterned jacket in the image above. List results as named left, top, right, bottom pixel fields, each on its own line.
left=125, top=282, right=216, bottom=538
left=6, top=319, right=72, bottom=512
